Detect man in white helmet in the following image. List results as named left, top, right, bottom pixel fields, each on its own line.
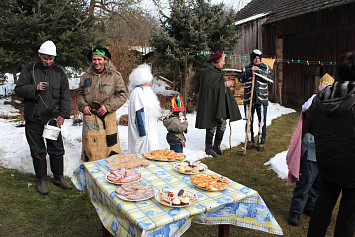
left=238, top=49, right=273, bottom=152
left=15, top=40, right=72, bottom=195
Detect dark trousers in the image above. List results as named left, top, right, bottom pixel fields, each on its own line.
left=290, top=152, right=320, bottom=215
left=25, top=120, right=65, bottom=179
left=307, top=178, right=355, bottom=237
left=170, top=144, right=183, bottom=153
left=244, top=104, right=267, bottom=144
left=206, top=119, right=227, bottom=135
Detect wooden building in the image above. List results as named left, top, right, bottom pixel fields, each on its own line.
left=233, top=0, right=355, bottom=106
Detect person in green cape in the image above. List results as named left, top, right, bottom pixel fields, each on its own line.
left=195, top=51, right=242, bottom=157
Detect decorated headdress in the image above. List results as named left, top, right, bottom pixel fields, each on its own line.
left=129, top=64, right=153, bottom=86
left=171, top=95, right=185, bottom=112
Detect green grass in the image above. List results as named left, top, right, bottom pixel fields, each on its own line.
left=0, top=111, right=337, bottom=236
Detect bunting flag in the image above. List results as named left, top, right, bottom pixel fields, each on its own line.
left=261, top=58, right=275, bottom=69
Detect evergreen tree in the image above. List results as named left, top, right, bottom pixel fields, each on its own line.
left=0, top=0, right=96, bottom=75
left=150, top=0, right=238, bottom=83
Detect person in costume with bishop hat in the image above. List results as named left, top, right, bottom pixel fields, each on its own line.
left=127, top=64, right=161, bottom=154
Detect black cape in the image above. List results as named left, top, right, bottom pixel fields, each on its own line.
left=195, top=64, right=242, bottom=129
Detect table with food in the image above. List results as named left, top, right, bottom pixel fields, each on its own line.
left=72, top=149, right=283, bottom=237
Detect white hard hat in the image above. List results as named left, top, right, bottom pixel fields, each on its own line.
left=38, top=40, right=57, bottom=56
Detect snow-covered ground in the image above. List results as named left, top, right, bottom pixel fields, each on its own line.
left=0, top=73, right=295, bottom=180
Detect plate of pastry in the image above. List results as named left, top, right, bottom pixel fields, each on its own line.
left=155, top=188, right=198, bottom=207
left=115, top=182, right=155, bottom=201
left=143, top=149, right=185, bottom=162
left=173, top=161, right=207, bottom=174
left=190, top=174, right=231, bottom=191
left=106, top=168, right=141, bottom=185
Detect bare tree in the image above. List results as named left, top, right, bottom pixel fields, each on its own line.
left=88, top=0, right=160, bottom=46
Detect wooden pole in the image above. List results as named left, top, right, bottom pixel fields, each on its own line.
left=229, top=120, right=232, bottom=150
left=243, top=74, right=256, bottom=156
left=184, top=51, right=188, bottom=114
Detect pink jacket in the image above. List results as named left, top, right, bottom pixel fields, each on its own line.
left=286, top=113, right=303, bottom=184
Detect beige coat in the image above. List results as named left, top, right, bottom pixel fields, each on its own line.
left=78, top=61, right=128, bottom=113
left=78, top=61, right=128, bottom=162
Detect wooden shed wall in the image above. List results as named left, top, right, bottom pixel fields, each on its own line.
left=231, top=17, right=268, bottom=70
left=267, top=3, right=355, bottom=106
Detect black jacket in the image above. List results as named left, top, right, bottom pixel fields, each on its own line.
left=306, top=81, right=355, bottom=188
left=195, top=64, right=242, bottom=129
left=238, top=62, right=273, bottom=106
left=15, top=59, right=71, bottom=122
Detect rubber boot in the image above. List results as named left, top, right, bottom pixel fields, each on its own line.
left=205, top=130, right=218, bottom=157
left=37, top=178, right=49, bottom=195
left=213, top=130, right=224, bottom=155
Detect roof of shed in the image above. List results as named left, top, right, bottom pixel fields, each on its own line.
left=235, top=0, right=355, bottom=25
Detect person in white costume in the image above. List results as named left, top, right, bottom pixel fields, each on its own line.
left=128, top=64, right=161, bottom=154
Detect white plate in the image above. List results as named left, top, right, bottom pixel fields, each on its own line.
left=105, top=172, right=141, bottom=185
left=116, top=189, right=155, bottom=202
left=173, top=163, right=208, bottom=175
left=155, top=188, right=198, bottom=207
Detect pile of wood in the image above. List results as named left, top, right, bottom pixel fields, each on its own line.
left=224, top=73, right=244, bottom=105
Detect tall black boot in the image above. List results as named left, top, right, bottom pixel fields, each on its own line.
left=50, top=155, right=72, bottom=190
left=205, top=130, right=218, bottom=157
left=213, top=130, right=225, bottom=155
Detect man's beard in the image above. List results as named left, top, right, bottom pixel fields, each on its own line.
left=142, top=86, right=161, bottom=119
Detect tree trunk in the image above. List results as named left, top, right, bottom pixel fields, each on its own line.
left=13, top=71, right=17, bottom=84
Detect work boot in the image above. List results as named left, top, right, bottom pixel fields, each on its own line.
left=213, top=130, right=224, bottom=155
left=256, top=144, right=264, bottom=152
left=37, top=179, right=49, bottom=195
left=246, top=141, right=254, bottom=149
left=53, top=176, right=72, bottom=190
left=287, top=213, right=300, bottom=226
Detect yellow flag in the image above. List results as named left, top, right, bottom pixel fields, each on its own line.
left=261, top=58, right=275, bottom=69
left=320, top=73, right=334, bottom=85
left=315, top=73, right=335, bottom=90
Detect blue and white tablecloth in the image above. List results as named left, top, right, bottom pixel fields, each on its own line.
left=72, top=157, right=283, bottom=237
